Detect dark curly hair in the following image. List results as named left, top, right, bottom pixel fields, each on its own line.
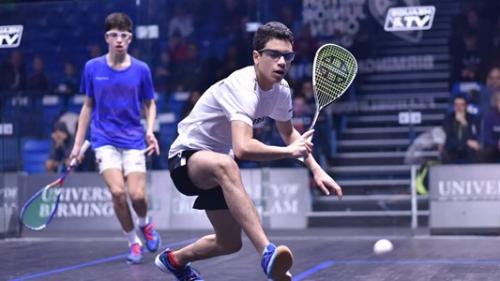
left=253, top=21, right=294, bottom=51
left=105, top=12, right=133, bottom=32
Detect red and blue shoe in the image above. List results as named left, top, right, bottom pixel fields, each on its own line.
left=261, top=243, right=293, bottom=281
left=126, top=243, right=143, bottom=264
left=155, top=248, right=204, bottom=281
left=140, top=223, right=161, bottom=252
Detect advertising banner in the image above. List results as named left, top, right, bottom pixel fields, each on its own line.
left=15, top=168, right=311, bottom=232
left=430, top=164, right=500, bottom=234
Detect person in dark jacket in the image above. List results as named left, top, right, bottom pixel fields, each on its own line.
left=481, top=91, right=500, bottom=162
left=442, top=95, right=481, bottom=163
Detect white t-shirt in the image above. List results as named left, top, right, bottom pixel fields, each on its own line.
left=169, top=66, right=293, bottom=158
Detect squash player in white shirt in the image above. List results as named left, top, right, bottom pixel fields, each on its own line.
left=155, top=22, right=343, bottom=281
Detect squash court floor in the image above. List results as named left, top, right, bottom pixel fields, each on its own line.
left=2, top=228, right=500, bottom=281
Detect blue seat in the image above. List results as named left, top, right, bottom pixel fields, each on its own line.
left=0, top=138, right=20, bottom=171
left=67, top=94, right=86, bottom=113
left=41, top=95, right=64, bottom=137
left=167, top=91, right=189, bottom=117
left=3, top=96, right=43, bottom=138
left=22, top=139, right=51, bottom=174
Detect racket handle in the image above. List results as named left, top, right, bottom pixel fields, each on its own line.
left=69, top=140, right=91, bottom=167
left=297, top=132, right=314, bottom=163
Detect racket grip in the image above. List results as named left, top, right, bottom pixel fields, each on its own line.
left=69, top=140, right=91, bottom=167
left=297, top=134, right=313, bottom=163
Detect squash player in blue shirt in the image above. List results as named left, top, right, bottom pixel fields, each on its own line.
left=70, top=12, right=161, bottom=264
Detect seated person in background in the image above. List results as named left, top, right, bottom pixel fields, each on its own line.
left=45, top=121, right=73, bottom=172
left=442, top=95, right=481, bottom=163
left=481, top=91, right=500, bottom=162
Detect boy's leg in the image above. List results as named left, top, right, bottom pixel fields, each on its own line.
left=97, top=146, right=142, bottom=263
left=127, top=172, right=148, bottom=217
left=128, top=172, right=161, bottom=252
left=102, top=169, right=135, bottom=232
left=186, top=151, right=293, bottom=279
left=187, top=151, right=269, bottom=253
left=174, top=209, right=242, bottom=264
left=102, top=169, right=143, bottom=263
left=156, top=209, right=241, bottom=280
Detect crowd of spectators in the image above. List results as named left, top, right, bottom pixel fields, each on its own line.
left=0, top=0, right=328, bottom=171
left=444, top=0, right=500, bottom=163
left=1, top=0, right=499, bottom=172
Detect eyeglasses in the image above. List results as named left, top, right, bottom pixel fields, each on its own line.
left=106, top=31, right=132, bottom=40
left=258, top=49, right=295, bottom=62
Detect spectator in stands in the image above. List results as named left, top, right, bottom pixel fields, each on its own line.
left=217, top=44, right=241, bottom=79
left=300, top=80, right=334, bottom=165
left=276, top=5, right=301, bottom=36
left=27, top=55, right=50, bottom=97
left=218, top=0, right=246, bottom=36
left=45, top=121, right=72, bottom=172
left=87, top=44, right=103, bottom=58
left=0, top=50, right=27, bottom=95
left=291, top=94, right=311, bottom=132
left=492, top=16, right=500, bottom=51
left=481, top=91, right=500, bottom=162
left=476, top=66, right=500, bottom=114
left=287, top=25, right=317, bottom=83
left=454, top=30, right=485, bottom=82
left=153, top=50, right=172, bottom=94
left=442, top=95, right=481, bottom=163
left=54, top=61, right=79, bottom=103
left=486, top=66, right=500, bottom=90
left=181, top=89, right=201, bottom=118
left=482, top=16, right=500, bottom=69
left=175, top=43, right=203, bottom=90
left=168, top=31, right=189, bottom=64
left=168, top=5, right=194, bottom=39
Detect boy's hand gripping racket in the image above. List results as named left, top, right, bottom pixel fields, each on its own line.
left=299, top=44, right=358, bottom=161
left=19, top=140, right=91, bottom=230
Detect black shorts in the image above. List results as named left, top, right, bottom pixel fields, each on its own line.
left=168, top=150, right=228, bottom=210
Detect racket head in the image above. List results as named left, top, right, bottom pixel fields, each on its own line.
left=20, top=184, right=62, bottom=231
left=312, top=44, right=358, bottom=110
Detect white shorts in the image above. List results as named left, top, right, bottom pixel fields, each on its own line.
left=94, top=145, right=146, bottom=176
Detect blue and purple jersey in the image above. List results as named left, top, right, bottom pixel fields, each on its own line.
left=80, top=55, right=154, bottom=149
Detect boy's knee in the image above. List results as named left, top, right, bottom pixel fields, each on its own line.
left=111, top=190, right=127, bottom=204
left=215, top=157, right=239, bottom=181
left=218, top=239, right=242, bottom=255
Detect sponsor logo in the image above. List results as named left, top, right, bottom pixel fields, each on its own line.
left=37, top=186, right=115, bottom=218
left=384, top=6, right=435, bottom=31
left=268, top=183, right=301, bottom=215
left=358, top=55, right=435, bottom=74
left=253, top=116, right=267, bottom=125
left=95, top=76, right=109, bottom=80
left=368, top=0, right=424, bottom=43
left=319, top=56, right=349, bottom=84
left=0, top=25, right=23, bottom=48
left=436, top=180, right=500, bottom=201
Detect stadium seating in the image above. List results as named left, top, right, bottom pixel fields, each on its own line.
left=22, top=138, right=51, bottom=174
left=41, top=95, right=64, bottom=137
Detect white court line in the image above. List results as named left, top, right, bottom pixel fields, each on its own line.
left=2, top=237, right=130, bottom=243
left=5, top=233, right=500, bottom=244
left=268, top=235, right=500, bottom=241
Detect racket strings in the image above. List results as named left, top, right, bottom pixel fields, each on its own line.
left=313, top=45, right=357, bottom=109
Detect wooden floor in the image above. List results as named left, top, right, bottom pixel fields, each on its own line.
left=2, top=228, right=500, bottom=281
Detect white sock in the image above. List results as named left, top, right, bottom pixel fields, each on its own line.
left=125, top=230, right=142, bottom=246
left=137, top=216, right=150, bottom=227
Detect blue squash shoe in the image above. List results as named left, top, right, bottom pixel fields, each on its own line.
left=155, top=248, right=204, bottom=281
left=126, top=243, right=143, bottom=264
left=140, top=223, right=161, bottom=252
left=261, top=243, right=293, bottom=281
